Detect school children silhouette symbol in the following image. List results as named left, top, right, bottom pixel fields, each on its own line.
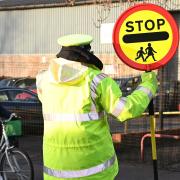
left=135, top=47, right=146, bottom=62
left=145, top=43, right=157, bottom=61
left=135, top=43, right=157, bottom=62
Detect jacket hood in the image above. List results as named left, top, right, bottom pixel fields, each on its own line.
left=48, top=58, right=88, bottom=84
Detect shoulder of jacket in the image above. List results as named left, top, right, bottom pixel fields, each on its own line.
left=90, top=72, right=109, bottom=87
left=88, top=66, right=105, bottom=77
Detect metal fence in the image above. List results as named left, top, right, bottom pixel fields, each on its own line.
left=0, top=0, right=179, bottom=173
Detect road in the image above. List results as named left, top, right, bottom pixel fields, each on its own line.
left=19, top=136, right=180, bottom=180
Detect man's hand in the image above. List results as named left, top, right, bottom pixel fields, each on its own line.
left=141, top=71, right=158, bottom=94
left=141, top=72, right=157, bottom=83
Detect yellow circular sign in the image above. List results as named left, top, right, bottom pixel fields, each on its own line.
left=119, top=10, right=173, bottom=64
left=113, top=4, right=179, bottom=71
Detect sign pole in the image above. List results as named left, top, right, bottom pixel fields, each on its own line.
left=148, top=99, right=158, bottom=180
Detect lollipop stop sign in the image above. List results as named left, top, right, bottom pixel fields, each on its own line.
left=113, top=3, right=179, bottom=71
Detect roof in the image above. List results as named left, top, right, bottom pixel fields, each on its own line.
left=0, top=0, right=94, bottom=10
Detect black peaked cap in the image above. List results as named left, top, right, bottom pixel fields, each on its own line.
left=56, top=46, right=103, bottom=70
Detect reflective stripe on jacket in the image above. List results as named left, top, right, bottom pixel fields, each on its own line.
left=36, top=65, right=157, bottom=180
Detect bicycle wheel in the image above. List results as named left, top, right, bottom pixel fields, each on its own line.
left=0, top=148, right=34, bottom=180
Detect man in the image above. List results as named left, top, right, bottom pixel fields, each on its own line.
left=36, top=34, right=158, bottom=180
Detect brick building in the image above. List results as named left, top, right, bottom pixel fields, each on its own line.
left=0, top=0, right=179, bottom=79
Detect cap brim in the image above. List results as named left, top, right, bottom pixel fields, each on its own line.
left=57, top=34, right=93, bottom=47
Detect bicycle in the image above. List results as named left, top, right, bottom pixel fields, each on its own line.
left=0, top=113, right=34, bottom=180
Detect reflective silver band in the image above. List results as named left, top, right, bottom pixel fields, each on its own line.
left=112, top=97, right=127, bottom=117
left=44, top=154, right=116, bottom=178
left=43, top=112, right=104, bottom=122
left=90, top=73, right=108, bottom=111
left=90, top=73, right=108, bottom=100
left=136, top=86, right=153, bottom=100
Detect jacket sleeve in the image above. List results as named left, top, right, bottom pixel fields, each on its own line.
left=98, top=72, right=158, bottom=122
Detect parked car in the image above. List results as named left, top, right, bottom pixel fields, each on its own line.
left=11, top=77, right=36, bottom=89
left=0, top=77, right=37, bottom=94
left=28, top=83, right=37, bottom=93
left=0, top=78, right=17, bottom=87
left=0, top=77, right=36, bottom=88
left=0, top=87, right=43, bottom=135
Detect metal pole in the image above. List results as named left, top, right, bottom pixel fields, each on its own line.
left=149, top=99, right=159, bottom=180
left=158, top=68, right=164, bottom=130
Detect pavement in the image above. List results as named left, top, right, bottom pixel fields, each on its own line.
left=19, top=136, right=180, bottom=180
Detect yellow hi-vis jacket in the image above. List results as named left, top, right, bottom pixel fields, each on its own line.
left=36, top=58, right=158, bottom=180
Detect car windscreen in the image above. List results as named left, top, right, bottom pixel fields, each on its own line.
left=0, top=89, right=38, bottom=102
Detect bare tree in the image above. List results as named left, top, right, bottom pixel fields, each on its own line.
left=92, top=0, right=180, bottom=28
